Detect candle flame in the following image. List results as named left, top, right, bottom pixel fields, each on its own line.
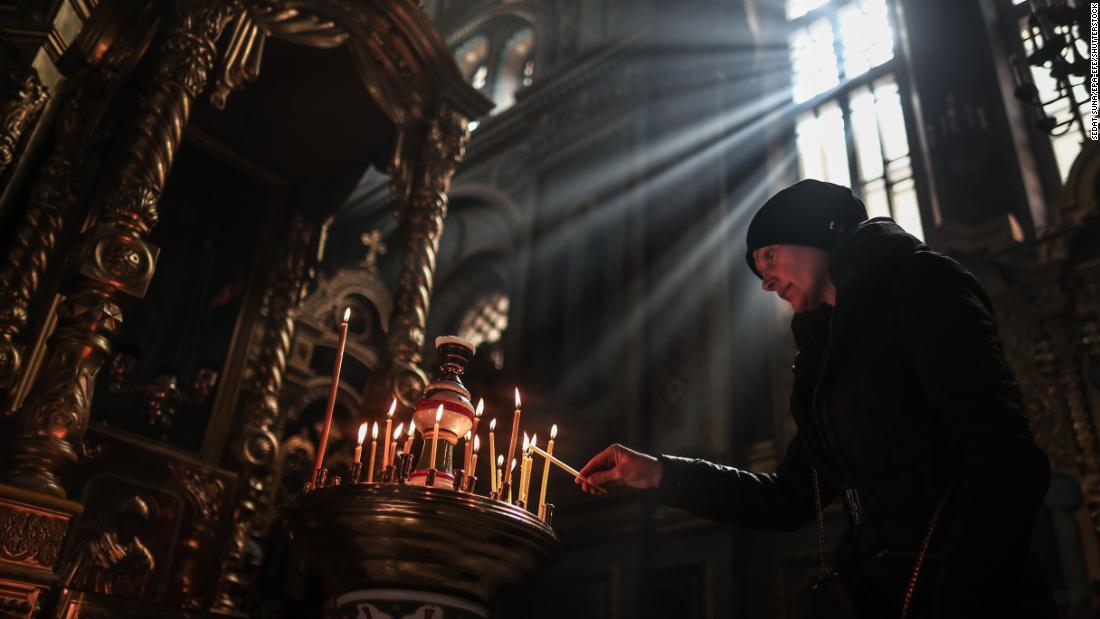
left=474, top=435, right=481, bottom=451
left=393, top=422, right=405, bottom=440
left=522, top=433, right=530, bottom=450
left=531, top=434, right=538, bottom=449
left=489, top=418, right=497, bottom=431
left=465, top=431, right=471, bottom=441
left=372, top=421, right=379, bottom=440
left=342, top=307, right=351, bottom=323
left=475, top=398, right=484, bottom=417
left=514, top=388, right=521, bottom=407
left=510, top=458, right=517, bottom=472
left=387, top=398, right=396, bottom=418
left=357, top=422, right=367, bottom=445
left=497, top=454, right=504, bottom=467
left=435, top=404, right=443, bottom=422
left=406, top=423, right=415, bottom=438
left=550, top=424, right=558, bottom=440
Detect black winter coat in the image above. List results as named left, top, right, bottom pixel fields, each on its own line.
left=655, top=219, right=1055, bottom=618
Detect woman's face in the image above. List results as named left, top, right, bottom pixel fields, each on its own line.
left=753, top=244, right=833, bottom=313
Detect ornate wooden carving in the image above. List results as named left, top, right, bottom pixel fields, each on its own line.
left=0, top=8, right=160, bottom=391
left=0, top=67, right=48, bottom=171
left=210, top=214, right=319, bottom=614
left=3, top=1, right=242, bottom=498
left=386, top=108, right=470, bottom=407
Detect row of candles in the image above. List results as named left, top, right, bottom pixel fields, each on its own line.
left=344, top=390, right=567, bottom=519
left=309, top=308, right=594, bottom=522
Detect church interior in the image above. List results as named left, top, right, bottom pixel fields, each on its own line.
left=0, top=0, right=1097, bottom=617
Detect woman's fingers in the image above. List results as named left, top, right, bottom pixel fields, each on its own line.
left=577, top=446, right=617, bottom=479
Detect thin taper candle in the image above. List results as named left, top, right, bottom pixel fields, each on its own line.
left=430, top=405, right=443, bottom=469
left=403, top=423, right=415, bottom=454
left=538, top=424, right=557, bottom=516
left=353, top=422, right=367, bottom=464
left=466, top=398, right=483, bottom=474
left=463, top=431, right=472, bottom=472
left=507, top=458, right=517, bottom=503
left=366, top=422, right=379, bottom=482
left=521, top=434, right=538, bottom=504
left=488, top=418, right=498, bottom=492
left=518, top=433, right=530, bottom=502
left=529, top=443, right=604, bottom=491
left=495, top=455, right=504, bottom=495
left=381, top=399, right=396, bottom=473
left=311, top=307, right=351, bottom=483
left=504, top=388, right=522, bottom=487
left=389, top=423, right=404, bottom=467
left=471, top=435, right=481, bottom=481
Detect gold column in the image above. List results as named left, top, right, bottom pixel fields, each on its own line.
left=2, top=1, right=241, bottom=498
left=386, top=108, right=470, bottom=406
left=211, top=215, right=320, bottom=614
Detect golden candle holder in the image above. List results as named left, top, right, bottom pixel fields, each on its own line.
left=286, top=482, right=559, bottom=617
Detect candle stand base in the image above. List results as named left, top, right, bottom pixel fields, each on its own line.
left=337, top=588, right=488, bottom=618
left=286, top=483, right=559, bottom=610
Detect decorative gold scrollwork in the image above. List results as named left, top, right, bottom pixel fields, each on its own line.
left=0, top=67, right=49, bottom=171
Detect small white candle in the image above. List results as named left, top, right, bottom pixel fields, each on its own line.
left=389, top=422, right=404, bottom=467
left=471, top=434, right=481, bottom=481
left=429, top=404, right=443, bottom=469
left=381, top=398, right=396, bottom=473
left=538, top=424, right=557, bottom=515
left=354, top=422, right=367, bottom=464
left=488, top=418, right=498, bottom=492
left=366, top=422, right=379, bottom=482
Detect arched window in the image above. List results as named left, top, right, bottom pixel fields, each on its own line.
left=451, top=22, right=537, bottom=118
left=492, top=27, right=536, bottom=111
left=453, top=35, right=490, bottom=92
left=456, top=292, right=509, bottom=352
left=786, top=0, right=926, bottom=240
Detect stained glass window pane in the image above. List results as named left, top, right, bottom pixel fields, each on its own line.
left=838, top=0, right=894, bottom=79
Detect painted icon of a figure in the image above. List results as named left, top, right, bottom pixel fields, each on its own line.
left=65, top=495, right=156, bottom=598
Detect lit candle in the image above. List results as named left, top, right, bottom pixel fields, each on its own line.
left=366, top=422, right=379, bottom=483
left=522, top=434, right=538, bottom=505
left=429, top=404, right=443, bottom=469
left=389, top=422, right=404, bottom=467
left=507, top=458, right=517, bottom=503
left=466, top=398, right=484, bottom=474
left=381, top=399, right=396, bottom=473
left=518, top=433, right=530, bottom=502
left=463, top=431, right=472, bottom=472
left=311, top=307, right=351, bottom=484
left=488, top=418, right=498, bottom=492
left=471, top=435, right=481, bottom=481
left=538, top=424, right=557, bottom=516
left=354, top=422, right=367, bottom=464
left=403, top=422, right=416, bottom=454
left=504, top=388, right=522, bottom=489
left=496, top=454, right=504, bottom=495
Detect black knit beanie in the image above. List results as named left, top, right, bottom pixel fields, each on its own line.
left=745, top=179, right=868, bottom=278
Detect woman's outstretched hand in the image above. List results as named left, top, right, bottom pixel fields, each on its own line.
left=575, top=444, right=663, bottom=495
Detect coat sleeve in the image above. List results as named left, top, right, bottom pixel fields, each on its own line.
left=897, top=252, right=1049, bottom=552
left=653, top=433, right=838, bottom=531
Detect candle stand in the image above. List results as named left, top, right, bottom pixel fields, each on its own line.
left=286, top=482, right=559, bottom=617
